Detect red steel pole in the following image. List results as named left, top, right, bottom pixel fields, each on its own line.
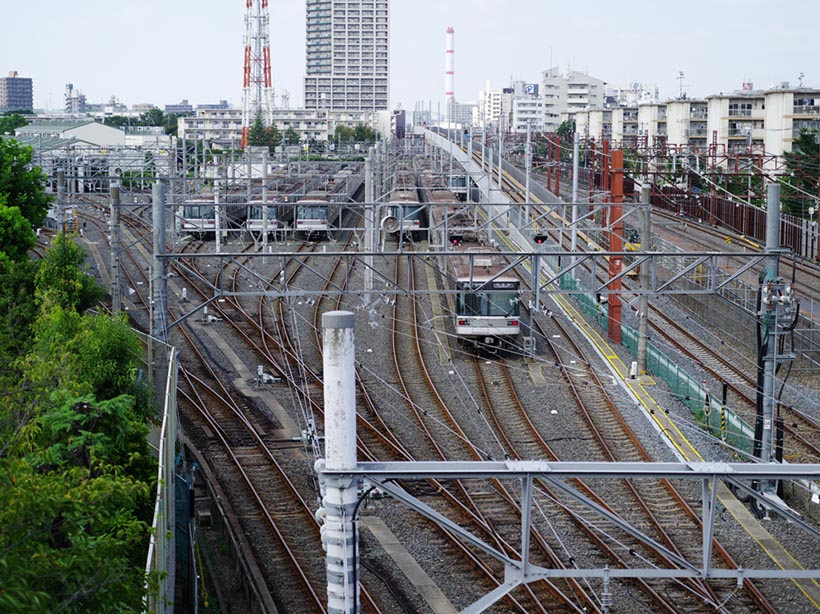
left=607, top=150, right=624, bottom=344
left=554, top=135, right=561, bottom=197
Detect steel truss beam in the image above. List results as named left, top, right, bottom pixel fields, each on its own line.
left=316, top=460, right=819, bottom=613
left=160, top=250, right=772, bottom=298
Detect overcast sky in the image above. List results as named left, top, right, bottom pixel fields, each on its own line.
left=4, top=0, right=819, bottom=111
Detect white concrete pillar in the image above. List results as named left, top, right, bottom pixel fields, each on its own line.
left=320, top=311, right=359, bottom=613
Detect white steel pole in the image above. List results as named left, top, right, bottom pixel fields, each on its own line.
left=524, top=121, right=532, bottom=228
left=364, top=149, right=374, bottom=304
left=319, top=311, right=359, bottom=613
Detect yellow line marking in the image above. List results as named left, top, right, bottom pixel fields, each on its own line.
left=478, top=197, right=820, bottom=604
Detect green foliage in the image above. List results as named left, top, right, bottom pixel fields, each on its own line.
left=334, top=124, right=355, bottom=142
left=283, top=125, right=301, bottom=145
left=34, top=233, right=106, bottom=313
left=0, top=258, right=38, bottom=360
left=0, top=227, right=156, bottom=610
left=782, top=128, right=819, bottom=218
left=0, top=138, right=52, bottom=227
left=104, top=110, right=188, bottom=136
left=248, top=114, right=268, bottom=147
left=557, top=120, right=576, bottom=139
left=0, top=197, right=36, bottom=263
left=139, top=108, right=165, bottom=128
left=334, top=123, right=377, bottom=144
left=0, top=112, right=29, bottom=135
left=268, top=123, right=282, bottom=151
left=28, top=308, right=142, bottom=401
left=102, top=115, right=129, bottom=128
left=0, top=450, right=151, bottom=611
left=121, top=169, right=156, bottom=190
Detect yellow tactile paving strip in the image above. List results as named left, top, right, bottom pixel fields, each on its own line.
left=482, top=176, right=820, bottom=606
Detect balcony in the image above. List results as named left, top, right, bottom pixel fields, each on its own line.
left=793, top=104, right=819, bottom=115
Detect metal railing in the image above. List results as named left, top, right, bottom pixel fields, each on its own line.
left=144, top=346, right=179, bottom=613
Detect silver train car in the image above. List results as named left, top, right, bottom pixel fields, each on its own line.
left=182, top=195, right=248, bottom=240
left=452, top=248, right=521, bottom=348
left=383, top=164, right=425, bottom=237
left=295, top=191, right=335, bottom=236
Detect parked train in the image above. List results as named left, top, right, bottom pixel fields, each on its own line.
left=182, top=194, right=248, bottom=240
left=422, top=164, right=520, bottom=349
left=383, top=161, right=426, bottom=238
left=294, top=168, right=364, bottom=238
left=451, top=247, right=521, bottom=349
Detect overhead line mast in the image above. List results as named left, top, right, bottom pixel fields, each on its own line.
left=241, top=0, right=274, bottom=148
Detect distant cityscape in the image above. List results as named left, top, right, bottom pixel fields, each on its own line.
left=0, top=0, right=817, bottom=164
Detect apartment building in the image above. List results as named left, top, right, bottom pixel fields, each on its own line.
left=541, top=68, right=606, bottom=132
left=303, top=0, right=390, bottom=112
left=178, top=107, right=377, bottom=145
left=0, top=71, right=33, bottom=112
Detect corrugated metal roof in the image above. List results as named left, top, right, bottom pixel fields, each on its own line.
left=2, top=134, right=81, bottom=152
left=15, top=119, right=97, bottom=133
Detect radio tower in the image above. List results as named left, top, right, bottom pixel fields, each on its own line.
left=241, top=0, right=273, bottom=148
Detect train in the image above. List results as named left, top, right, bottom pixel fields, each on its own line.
left=182, top=194, right=248, bottom=240
left=294, top=168, right=364, bottom=238
left=451, top=247, right=521, bottom=349
left=423, top=163, right=520, bottom=349
left=383, top=160, right=426, bottom=238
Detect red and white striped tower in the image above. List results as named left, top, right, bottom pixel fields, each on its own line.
left=241, top=0, right=274, bottom=148
left=445, top=27, right=455, bottom=128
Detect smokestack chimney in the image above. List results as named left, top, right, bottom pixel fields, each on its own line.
left=445, top=27, right=455, bottom=128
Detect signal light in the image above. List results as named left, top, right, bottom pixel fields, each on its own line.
left=534, top=235, right=548, bottom=244
left=450, top=234, right=463, bottom=245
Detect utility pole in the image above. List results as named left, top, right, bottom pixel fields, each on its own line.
left=262, top=147, right=269, bottom=251
left=151, top=180, right=169, bottom=392
left=571, top=131, right=580, bottom=262
left=110, top=184, right=122, bottom=314
left=637, top=185, right=651, bottom=374
left=607, top=150, right=624, bottom=344
left=755, top=183, right=798, bottom=496
left=56, top=170, right=66, bottom=236
left=524, top=120, right=532, bottom=229
left=364, top=148, right=374, bottom=306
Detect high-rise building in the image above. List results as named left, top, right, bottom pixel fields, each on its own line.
left=0, top=71, right=33, bottom=113
left=303, top=0, right=390, bottom=112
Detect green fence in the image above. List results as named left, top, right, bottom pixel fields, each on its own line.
left=559, top=274, right=756, bottom=455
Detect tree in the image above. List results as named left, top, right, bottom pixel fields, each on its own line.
left=102, top=115, right=129, bottom=128
left=557, top=120, right=575, bottom=140
left=0, top=258, right=38, bottom=360
left=334, top=125, right=355, bottom=143
left=0, top=138, right=52, bottom=227
left=267, top=124, right=283, bottom=152
left=353, top=123, right=375, bottom=143
left=138, top=108, right=165, bottom=127
left=782, top=129, right=819, bottom=218
left=284, top=126, right=301, bottom=146
left=247, top=113, right=268, bottom=147
left=34, top=234, right=105, bottom=313
left=0, top=113, right=29, bottom=136
left=0, top=197, right=36, bottom=264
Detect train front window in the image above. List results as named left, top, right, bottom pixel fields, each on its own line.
left=184, top=205, right=215, bottom=220
left=457, top=292, right=519, bottom=317
left=485, top=292, right=519, bottom=317
left=299, top=206, right=327, bottom=220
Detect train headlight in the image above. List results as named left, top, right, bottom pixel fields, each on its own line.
left=458, top=319, right=468, bottom=326
left=508, top=320, right=518, bottom=326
